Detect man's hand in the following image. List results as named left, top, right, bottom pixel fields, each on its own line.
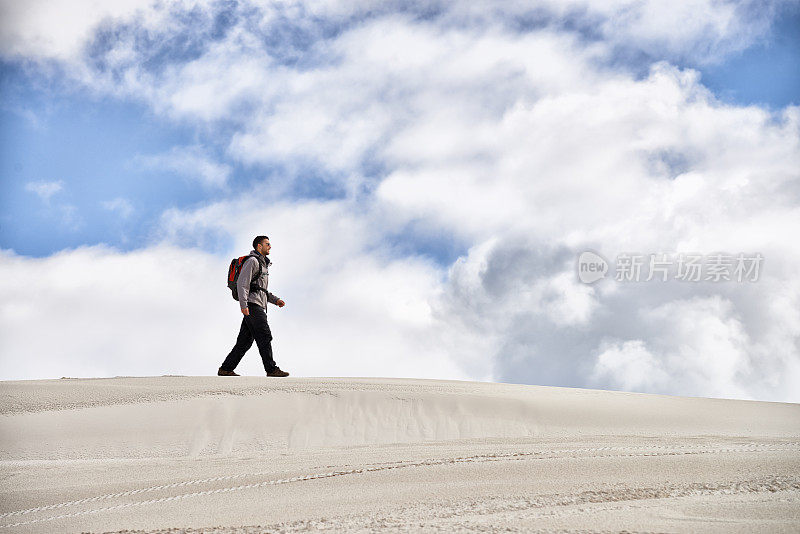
left=241, top=307, right=250, bottom=316
left=276, top=299, right=285, bottom=307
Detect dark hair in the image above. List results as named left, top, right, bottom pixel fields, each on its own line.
left=253, top=235, right=269, bottom=249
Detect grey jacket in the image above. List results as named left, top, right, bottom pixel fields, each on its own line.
left=238, top=250, right=280, bottom=310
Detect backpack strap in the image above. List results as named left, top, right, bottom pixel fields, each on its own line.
left=247, top=254, right=269, bottom=293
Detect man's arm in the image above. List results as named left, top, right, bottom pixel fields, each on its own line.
left=237, top=257, right=257, bottom=311
left=268, top=292, right=285, bottom=307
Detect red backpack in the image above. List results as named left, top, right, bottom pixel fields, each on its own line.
left=227, top=255, right=263, bottom=301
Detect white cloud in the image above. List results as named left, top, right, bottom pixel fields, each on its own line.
left=25, top=180, right=63, bottom=203
left=154, top=196, right=492, bottom=381
left=0, top=0, right=150, bottom=60
left=137, top=145, right=232, bottom=189
left=591, top=296, right=748, bottom=397
left=10, top=0, right=786, bottom=173
left=101, top=198, right=134, bottom=218
left=0, top=199, right=471, bottom=382
left=590, top=294, right=785, bottom=400
left=23, top=180, right=83, bottom=230
left=2, top=0, right=785, bottom=65
left=591, top=339, right=670, bottom=392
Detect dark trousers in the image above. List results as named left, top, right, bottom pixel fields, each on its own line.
left=220, top=302, right=278, bottom=373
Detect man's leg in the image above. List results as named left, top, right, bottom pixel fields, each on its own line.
left=245, top=303, right=279, bottom=373
left=220, top=316, right=254, bottom=372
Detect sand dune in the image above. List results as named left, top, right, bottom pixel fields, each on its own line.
left=1, top=376, right=798, bottom=533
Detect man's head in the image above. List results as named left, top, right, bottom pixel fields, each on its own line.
left=253, top=235, right=271, bottom=255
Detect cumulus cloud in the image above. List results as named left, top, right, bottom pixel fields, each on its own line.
left=592, top=339, right=670, bottom=392
left=0, top=0, right=149, bottom=60
left=592, top=296, right=755, bottom=398
left=1, top=0, right=798, bottom=402
left=0, top=200, right=470, bottom=381
left=2, top=0, right=785, bottom=65
left=13, top=0, right=787, bottom=173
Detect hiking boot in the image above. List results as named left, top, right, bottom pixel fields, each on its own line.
left=267, top=367, right=289, bottom=377
left=218, top=368, right=240, bottom=376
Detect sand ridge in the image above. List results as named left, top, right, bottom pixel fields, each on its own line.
left=1, top=376, right=798, bottom=533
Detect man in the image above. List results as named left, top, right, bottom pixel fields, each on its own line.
left=218, top=235, right=289, bottom=377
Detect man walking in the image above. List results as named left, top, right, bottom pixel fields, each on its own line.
left=218, top=235, right=290, bottom=377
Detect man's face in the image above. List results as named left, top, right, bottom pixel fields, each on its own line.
left=259, top=239, right=271, bottom=255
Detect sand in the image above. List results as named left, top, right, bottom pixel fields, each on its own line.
left=0, top=376, right=798, bottom=533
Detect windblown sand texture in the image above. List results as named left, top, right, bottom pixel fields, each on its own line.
left=1, top=376, right=798, bottom=533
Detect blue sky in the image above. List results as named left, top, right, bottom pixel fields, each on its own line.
left=0, top=61, right=467, bottom=262
left=1, top=0, right=798, bottom=401
left=700, top=4, right=800, bottom=109
left=1, top=79, right=191, bottom=254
